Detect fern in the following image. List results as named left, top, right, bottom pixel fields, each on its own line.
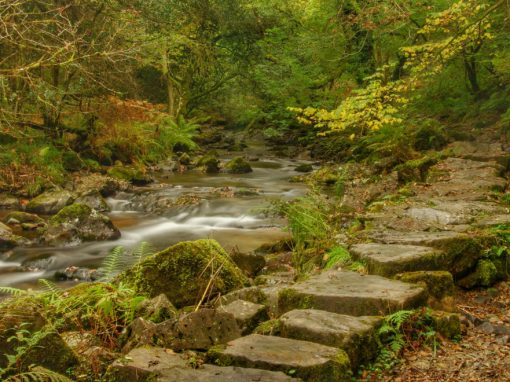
left=3, top=366, right=72, bottom=382
left=387, top=310, right=413, bottom=330
left=99, top=246, right=126, bottom=281
left=132, top=241, right=153, bottom=263
left=0, top=287, right=28, bottom=296
left=323, top=246, right=351, bottom=269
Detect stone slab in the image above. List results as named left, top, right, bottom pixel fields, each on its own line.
left=369, top=230, right=466, bottom=247
left=159, top=365, right=299, bottom=381
left=209, top=334, right=351, bottom=382
left=350, top=243, right=446, bottom=276
left=278, top=270, right=427, bottom=316
left=280, top=309, right=381, bottom=368
left=218, top=300, right=269, bottom=334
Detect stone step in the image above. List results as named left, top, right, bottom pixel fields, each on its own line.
left=279, top=309, right=381, bottom=369
left=106, top=346, right=298, bottom=382
left=208, top=334, right=351, bottom=382
left=278, top=270, right=427, bottom=316
left=159, top=365, right=300, bottom=381
left=350, top=243, right=447, bottom=277
left=368, top=230, right=467, bottom=247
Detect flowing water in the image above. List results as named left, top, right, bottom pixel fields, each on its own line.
left=0, top=157, right=310, bottom=288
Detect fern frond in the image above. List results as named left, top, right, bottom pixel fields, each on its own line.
left=0, top=287, right=28, bottom=296
left=38, top=279, right=62, bottom=297
left=132, top=241, right=153, bottom=263
left=4, top=367, right=72, bottom=382
left=100, top=246, right=126, bottom=281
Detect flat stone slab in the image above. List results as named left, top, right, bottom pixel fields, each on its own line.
left=218, top=300, right=269, bottom=334
left=278, top=270, right=426, bottom=316
left=280, top=309, right=381, bottom=368
left=107, top=347, right=187, bottom=381
left=350, top=243, right=446, bottom=277
left=159, top=365, right=299, bottom=381
left=369, top=230, right=466, bottom=247
left=209, top=334, right=351, bottom=382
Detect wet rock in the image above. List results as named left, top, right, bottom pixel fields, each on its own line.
left=197, top=154, right=221, bottom=174
left=0, top=296, right=47, bottom=368
left=107, top=165, right=154, bottom=186
left=178, top=152, right=192, bottom=165
left=25, top=189, right=75, bottom=215
left=75, top=191, right=110, bottom=212
left=225, top=157, right=253, bottom=174
left=230, top=251, right=266, bottom=277
left=159, top=365, right=299, bottom=381
left=17, top=329, right=79, bottom=374
left=157, top=308, right=242, bottom=351
left=295, top=163, right=313, bottom=173
left=0, top=194, right=20, bottom=209
left=74, top=173, right=130, bottom=196
left=44, top=203, right=120, bottom=245
left=3, top=211, right=45, bottom=227
left=278, top=270, right=427, bottom=316
left=54, top=266, right=99, bottom=282
left=207, top=334, right=351, bottom=382
left=280, top=309, right=381, bottom=368
left=350, top=243, right=447, bottom=277
left=0, top=221, right=28, bottom=249
left=137, top=294, right=177, bottom=323
left=119, top=239, right=248, bottom=307
left=106, top=346, right=188, bottom=382
left=218, top=300, right=269, bottom=334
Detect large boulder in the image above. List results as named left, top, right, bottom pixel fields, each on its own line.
left=119, top=239, right=248, bottom=307
left=107, top=165, right=153, bottom=186
left=25, top=190, right=75, bottom=215
left=225, top=157, right=253, bottom=174
left=44, top=203, right=120, bottom=245
left=74, top=191, right=110, bottom=212
left=74, top=174, right=130, bottom=197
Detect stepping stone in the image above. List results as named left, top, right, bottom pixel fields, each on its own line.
left=350, top=243, right=447, bottom=277
left=280, top=309, right=381, bottom=368
left=159, top=365, right=299, bottom=381
left=208, top=334, right=351, bottom=382
left=278, top=270, right=426, bottom=316
left=369, top=230, right=466, bottom=247
left=218, top=300, right=269, bottom=334
left=106, top=347, right=187, bottom=381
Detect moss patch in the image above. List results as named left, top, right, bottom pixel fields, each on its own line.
left=119, top=239, right=248, bottom=308
left=225, top=157, right=253, bottom=174
left=49, top=203, right=91, bottom=225
left=253, top=319, right=282, bottom=336
left=278, top=288, right=313, bottom=315
left=395, top=271, right=454, bottom=299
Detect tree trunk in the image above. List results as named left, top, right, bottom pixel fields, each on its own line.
left=464, top=56, right=480, bottom=96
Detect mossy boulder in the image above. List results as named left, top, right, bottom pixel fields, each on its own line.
left=62, top=150, right=84, bottom=171
left=107, top=165, right=153, bottom=185
left=430, top=311, right=461, bottom=339
left=25, top=190, right=75, bottom=215
left=413, top=124, right=448, bottom=151
left=178, top=152, right=192, bottom=165
left=225, top=157, right=253, bottom=174
left=197, top=154, right=221, bottom=174
left=74, top=174, right=130, bottom=197
left=17, top=328, right=80, bottom=374
left=457, top=259, right=499, bottom=289
left=394, top=156, right=439, bottom=183
left=4, top=211, right=45, bottom=226
left=119, top=239, right=248, bottom=307
left=0, top=296, right=47, bottom=368
left=75, top=191, right=110, bottom=212
left=0, top=194, right=20, bottom=210
left=44, top=203, right=120, bottom=245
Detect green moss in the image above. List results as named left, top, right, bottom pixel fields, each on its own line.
left=278, top=289, right=313, bottom=315
left=107, top=165, right=152, bottom=185
left=206, top=344, right=231, bottom=366
left=197, top=154, right=220, bottom=174
left=253, top=319, right=281, bottom=336
left=395, top=271, right=454, bottom=299
left=4, top=211, right=45, bottom=225
left=225, top=157, right=253, bottom=174
left=430, top=311, right=461, bottom=339
left=49, top=203, right=91, bottom=225
left=119, top=239, right=248, bottom=308
left=295, top=164, right=313, bottom=173
left=457, top=259, right=498, bottom=288
left=395, top=155, right=439, bottom=182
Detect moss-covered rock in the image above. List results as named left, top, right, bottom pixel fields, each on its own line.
left=0, top=221, right=27, bottom=249
left=0, top=194, right=20, bottom=210
left=395, top=271, right=454, bottom=300
left=197, top=154, right=221, bottom=174
left=253, top=319, right=282, bottom=336
left=136, top=294, right=177, bottom=323
left=4, top=211, right=45, bottom=226
left=225, top=157, right=253, bottom=174
left=119, top=239, right=248, bottom=307
left=107, top=165, right=153, bottom=185
left=25, top=190, right=75, bottom=215
left=62, top=150, right=84, bottom=171
left=430, top=311, right=461, bottom=339
left=44, top=203, right=120, bottom=244
left=457, top=259, right=498, bottom=289
left=178, top=152, right=192, bottom=165
left=394, top=156, right=439, bottom=183
left=0, top=296, right=47, bottom=368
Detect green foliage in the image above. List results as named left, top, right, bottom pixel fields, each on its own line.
left=323, top=246, right=351, bottom=270
left=99, top=242, right=154, bottom=281
left=3, top=367, right=72, bottom=382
